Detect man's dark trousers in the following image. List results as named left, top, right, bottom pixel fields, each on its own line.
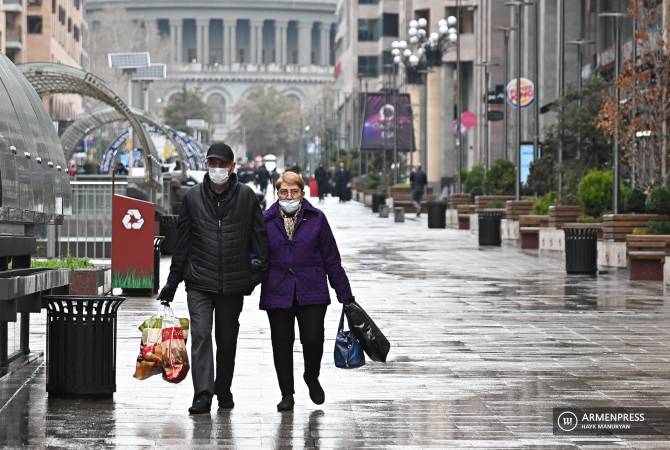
left=187, top=290, right=243, bottom=405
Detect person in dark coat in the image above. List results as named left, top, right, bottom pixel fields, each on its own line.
left=314, top=164, right=329, bottom=202
left=157, top=142, right=269, bottom=415
left=256, top=163, right=270, bottom=194
left=410, top=165, right=428, bottom=217
left=261, top=171, right=354, bottom=411
left=334, top=161, right=351, bottom=203
left=288, top=162, right=302, bottom=174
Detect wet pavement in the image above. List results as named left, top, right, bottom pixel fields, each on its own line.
left=2, top=196, right=670, bottom=448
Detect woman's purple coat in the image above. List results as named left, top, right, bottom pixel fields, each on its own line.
left=259, top=199, right=353, bottom=310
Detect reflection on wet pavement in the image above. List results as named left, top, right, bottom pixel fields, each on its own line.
left=0, top=197, right=669, bottom=448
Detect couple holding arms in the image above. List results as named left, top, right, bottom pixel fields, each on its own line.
left=157, top=143, right=354, bottom=414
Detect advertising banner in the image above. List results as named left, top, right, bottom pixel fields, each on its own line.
left=112, top=194, right=156, bottom=290
left=360, top=93, right=415, bottom=151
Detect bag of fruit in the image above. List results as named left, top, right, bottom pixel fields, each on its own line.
left=160, top=307, right=190, bottom=383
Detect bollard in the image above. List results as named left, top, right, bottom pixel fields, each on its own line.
left=379, top=205, right=389, bottom=218
left=394, top=207, right=405, bottom=223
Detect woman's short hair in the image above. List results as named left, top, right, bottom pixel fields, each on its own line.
left=276, top=171, right=305, bottom=190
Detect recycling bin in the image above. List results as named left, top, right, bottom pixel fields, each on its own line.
left=478, top=210, right=504, bottom=246
left=44, top=295, right=125, bottom=397
left=564, top=227, right=598, bottom=275
left=427, top=201, right=447, bottom=229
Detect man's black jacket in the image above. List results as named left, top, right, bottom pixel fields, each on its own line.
left=165, top=172, right=268, bottom=296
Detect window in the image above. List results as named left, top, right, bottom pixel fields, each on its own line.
left=73, top=25, right=80, bottom=42
left=52, top=0, right=55, bottom=13
left=27, top=0, right=43, bottom=6
left=74, top=0, right=80, bottom=9
left=358, top=55, right=379, bottom=78
left=68, top=18, right=72, bottom=33
left=382, top=13, right=399, bottom=37
left=358, top=19, right=379, bottom=41
left=207, top=94, right=227, bottom=124
left=446, top=7, right=474, bottom=33
left=358, top=0, right=379, bottom=4
left=28, top=16, right=43, bottom=34
left=58, top=7, right=65, bottom=24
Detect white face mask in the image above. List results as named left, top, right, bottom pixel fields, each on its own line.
left=208, top=167, right=230, bottom=185
left=279, top=199, right=301, bottom=214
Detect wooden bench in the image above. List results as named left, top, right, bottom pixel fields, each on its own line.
left=474, top=195, right=515, bottom=211
left=457, top=204, right=475, bottom=230
left=505, top=200, right=535, bottom=220
left=390, top=187, right=434, bottom=213
left=519, top=215, right=549, bottom=250
left=448, top=193, right=471, bottom=210
left=626, top=235, right=670, bottom=281
left=602, top=214, right=669, bottom=242
left=549, top=205, right=582, bottom=229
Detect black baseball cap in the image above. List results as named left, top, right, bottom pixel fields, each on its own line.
left=206, top=143, right=234, bottom=163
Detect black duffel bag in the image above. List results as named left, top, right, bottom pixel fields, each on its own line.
left=344, top=300, right=390, bottom=362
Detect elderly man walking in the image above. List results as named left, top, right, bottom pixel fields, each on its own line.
left=157, top=142, right=268, bottom=415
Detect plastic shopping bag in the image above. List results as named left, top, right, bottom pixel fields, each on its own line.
left=133, top=307, right=190, bottom=381
left=161, top=308, right=190, bottom=384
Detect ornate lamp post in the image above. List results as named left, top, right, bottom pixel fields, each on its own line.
left=390, top=16, right=458, bottom=186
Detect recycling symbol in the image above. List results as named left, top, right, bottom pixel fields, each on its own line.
left=122, top=209, right=144, bottom=230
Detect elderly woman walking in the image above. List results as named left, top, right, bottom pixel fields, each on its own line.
left=260, top=171, right=354, bottom=411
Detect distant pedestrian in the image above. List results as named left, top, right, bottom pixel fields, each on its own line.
left=314, top=164, right=329, bottom=202
left=270, top=168, right=280, bottom=197
left=334, top=162, right=351, bottom=203
left=157, top=142, right=268, bottom=415
left=256, top=163, right=270, bottom=194
left=261, top=171, right=355, bottom=412
left=114, top=162, right=128, bottom=176
left=288, top=162, right=302, bottom=174
left=410, top=165, right=427, bottom=217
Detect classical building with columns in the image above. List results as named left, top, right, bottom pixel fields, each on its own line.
left=85, top=0, right=337, bottom=151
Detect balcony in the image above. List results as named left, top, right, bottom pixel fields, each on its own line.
left=5, top=26, right=23, bottom=50
left=3, top=0, right=24, bottom=13
left=170, top=62, right=335, bottom=82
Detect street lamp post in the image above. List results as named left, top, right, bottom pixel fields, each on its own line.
left=496, top=27, right=515, bottom=162
left=600, top=12, right=626, bottom=214
left=475, top=61, right=500, bottom=179
left=392, top=15, right=458, bottom=190
left=566, top=38, right=595, bottom=161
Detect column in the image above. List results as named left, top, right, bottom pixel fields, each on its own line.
left=176, top=19, right=184, bottom=64
left=442, top=65, right=457, bottom=180
left=275, top=20, right=288, bottom=65
left=170, top=21, right=179, bottom=64
left=297, top=21, right=312, bottom=66
left=224, top=21, right=237, bottom=65
left=320, top=23, right=330, bottom=66
left=250, top=20, right=262, bottom=64
left=426, top=69, right=443, bottom=188
left=196, top=19, right=209, bottom=64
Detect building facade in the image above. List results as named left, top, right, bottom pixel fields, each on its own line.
left=0, top=0, right=5, bottom=55
left=2, top=0, right=84, bottom=121
left=85, top=0, right=338, bottom=152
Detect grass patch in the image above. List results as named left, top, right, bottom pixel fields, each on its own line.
left=31, top=257, right=94, bottom=270
left=113, top=271, right=153, bottom=289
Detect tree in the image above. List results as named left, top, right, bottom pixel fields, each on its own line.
left=484, top=159, right=515, bottom=195
left=163, top=87, right=211, bottom=133
left=228, top=86, right=301, bottom=159
left=530, top=76, right=610, bottom=202
left=596, top=2, right=670, bottom=187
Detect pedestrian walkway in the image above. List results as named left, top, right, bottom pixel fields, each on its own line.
left=1, top=196, right=670, bottom=448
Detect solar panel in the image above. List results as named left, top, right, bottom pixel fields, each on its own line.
left=107, top=52, right=151, bottom=69
left=131, top=64, right=167, bottom=81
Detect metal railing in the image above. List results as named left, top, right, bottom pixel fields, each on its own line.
left=59, top=180, right=127, bottom=259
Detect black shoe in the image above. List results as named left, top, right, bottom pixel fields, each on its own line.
left=188, top=398, right=211, bottom=415
left=218, top=392, right=234, bottom=409
left=277, top=395, right=295, bottom=411
left=416, top=211, right=421, bottom=217
left=304, top=375, right=325, bottom=405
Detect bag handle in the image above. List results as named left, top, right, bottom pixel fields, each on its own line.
left=338, top=306, right=351, bottom=333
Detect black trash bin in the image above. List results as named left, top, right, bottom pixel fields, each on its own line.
left=159, top=214, right=179, bottom=255
left=564, top=227, right=598, bottom=275
left=427, top=201, right=447, bottom=228
left=478, top=209, right=504, bottom=246
left=43, top=295, right=125, bottom=398
left=372, top=192, right=387, bottom=213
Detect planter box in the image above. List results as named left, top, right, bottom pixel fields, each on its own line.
left=457, top=204, right=475, bottom=230
left=539, top=227, right=565, bottom=252
left=598, top=240, right=628, bottom=268
left=389, top=186, right=433, bottom=213
left=602, top=214, right=669, bottom=242
left=625, top=235, right=670, bottom=281
left=505, top=200, right=535, bottom=220
left=447, top=209, right=459, bottom=228
left=448, top=193, right=470, bottom=210
left=501, top=219, right=519, bottom=240
left=68, top=266, right=112, bottom=296
left=548, top=205, right=582, bottom=229
left=519, top=215, right=549, bottom=250
left=474, top=195, right=515, bottom=211
left=469, top=213, right=479, bottom=234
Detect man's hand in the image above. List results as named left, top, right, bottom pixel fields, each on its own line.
left=157, top=284, right=177, bottom=305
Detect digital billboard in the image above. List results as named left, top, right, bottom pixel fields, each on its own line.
left=360, top=93, right=415, bottom=151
